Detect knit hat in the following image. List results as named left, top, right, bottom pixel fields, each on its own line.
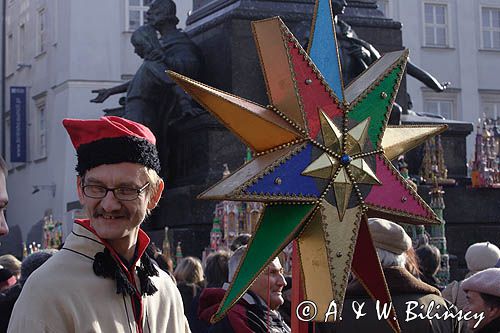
left=465, top=242, right=500, bottom=272
left=461, top=268, right=500, bottom=297
left=368, top=218, right=412, bottom=255
left=63, top=116, right=160, bottom=176
left=0, top=266, right=16, bottom=290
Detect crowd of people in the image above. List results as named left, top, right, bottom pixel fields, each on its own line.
left=0, top=115, right=498, bottom=333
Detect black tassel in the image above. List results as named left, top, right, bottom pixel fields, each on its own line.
left=93, top=248, right=117, bottom=279
left=137, top=252, right=159, bottom=296
left=93, top=247, right=159, bottom=297
left=93, top=248, right=136, bottom=296
left=114, top=266, right=136, bottom=296
left=141, top=251, right=159, bottom=277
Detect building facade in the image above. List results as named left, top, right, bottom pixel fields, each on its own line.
left=1, top=0, right=192, bottom=254
left=377, top=0, right=500, bottom=161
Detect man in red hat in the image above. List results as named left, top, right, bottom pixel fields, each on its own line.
left=8, top=116, right=190, bottom=332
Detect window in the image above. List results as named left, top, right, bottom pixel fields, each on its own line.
left=18, top=23, right=25, bottom=65
left=481, top=7, right=500, bottom=50
left=424, top=99, right=454, bottom=119
left=377, top=0, right=390, bottom=17
left=126, top=0, right=152, bottom=31
left=36, top=8, right=46, bottom=55
left=480, top=93, right=500, bottom=119
left=482, top=102, right=499, bottom=118
left=424, top=3, right=449, bottom=47
left=34, top=96, right=47, bottom=159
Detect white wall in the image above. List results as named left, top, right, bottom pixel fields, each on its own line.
left=379, top=0, right=500, bottom=161
left=2, top=0, right=194, bottom=244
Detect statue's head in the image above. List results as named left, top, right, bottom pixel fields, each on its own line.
left=146, top=0, right=179, bottom=30
left=131, top=25, right=161, bottom=58
left=331, top=0, right=347, bottom=15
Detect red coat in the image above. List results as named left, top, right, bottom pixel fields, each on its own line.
left=198, top=287, right=290, bottom=333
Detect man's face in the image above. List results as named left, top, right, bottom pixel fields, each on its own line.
left=77, top=163, right=161, bottom=244
left=465, top=291, right=499, bottom=330
left=0, top=172, right=8, bottom=237
left=251, top=258, right=287, bottom=310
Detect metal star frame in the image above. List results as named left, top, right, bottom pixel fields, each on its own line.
left=168, top=1, right=446, bottom=332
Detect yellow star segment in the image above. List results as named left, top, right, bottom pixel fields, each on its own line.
left=382, top=125, right=448, bottom=161
left=319, top=109, right=342, bottom=151
left=345, top=117, right=371, bottom=155
left=333, top=168, right=353, bottom=221
left=350, top=159, right=381, bottom=185
left=302, top=153, right=339, bottom=179
left=302, top=112, right=381, bottom=220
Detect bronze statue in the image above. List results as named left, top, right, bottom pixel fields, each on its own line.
left=331, top=0, right=450, bottom=95
left=91, top=0, right=203, bottom=179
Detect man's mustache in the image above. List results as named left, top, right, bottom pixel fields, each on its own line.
left=93, top=208, right=129, bottom=219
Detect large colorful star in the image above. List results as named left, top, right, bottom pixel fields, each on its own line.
left=168, top=2, right=446, bottom=332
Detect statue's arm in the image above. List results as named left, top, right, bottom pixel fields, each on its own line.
left=407, top=62, right=450, bottom=92
left=90, top=81, right=131, bottom=103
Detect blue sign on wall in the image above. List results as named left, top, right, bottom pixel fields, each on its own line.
left=10, top=87, right=27, bottom=163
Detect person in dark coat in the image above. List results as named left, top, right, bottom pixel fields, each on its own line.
left=416, top=244, right=443, bottom=290
left=189, top=250, right=230, bottom=333
left=0, top=250, right=56, bottom=332
left=174, top=256, right=205, bottom=332
left=317, top=218, right=462, bottom=333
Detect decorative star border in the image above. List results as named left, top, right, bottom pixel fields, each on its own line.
left=168, top=2, right=447, bottom=332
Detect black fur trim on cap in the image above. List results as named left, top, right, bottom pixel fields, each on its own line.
left=76, top=136, right=160, bottom=176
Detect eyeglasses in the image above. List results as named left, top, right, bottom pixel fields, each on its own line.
left=81, top=183, right=150, bottom=201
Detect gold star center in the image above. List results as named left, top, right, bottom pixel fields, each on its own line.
left=302, top=110, right=381, bottom=220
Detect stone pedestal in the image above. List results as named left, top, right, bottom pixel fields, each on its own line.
left=401, top=114, right=474, bottom=181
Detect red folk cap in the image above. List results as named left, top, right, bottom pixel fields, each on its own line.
left=62, top=116, right=156, bottom=149
left=62, top=116, right=161, bottom=176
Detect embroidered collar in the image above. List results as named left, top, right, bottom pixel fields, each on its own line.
left=71, top=219, right=159, bottom=296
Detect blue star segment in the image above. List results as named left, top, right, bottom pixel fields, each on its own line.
left=243, top=143, right=328, bottom=198
left=308, top=0, right=344, bottom=100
